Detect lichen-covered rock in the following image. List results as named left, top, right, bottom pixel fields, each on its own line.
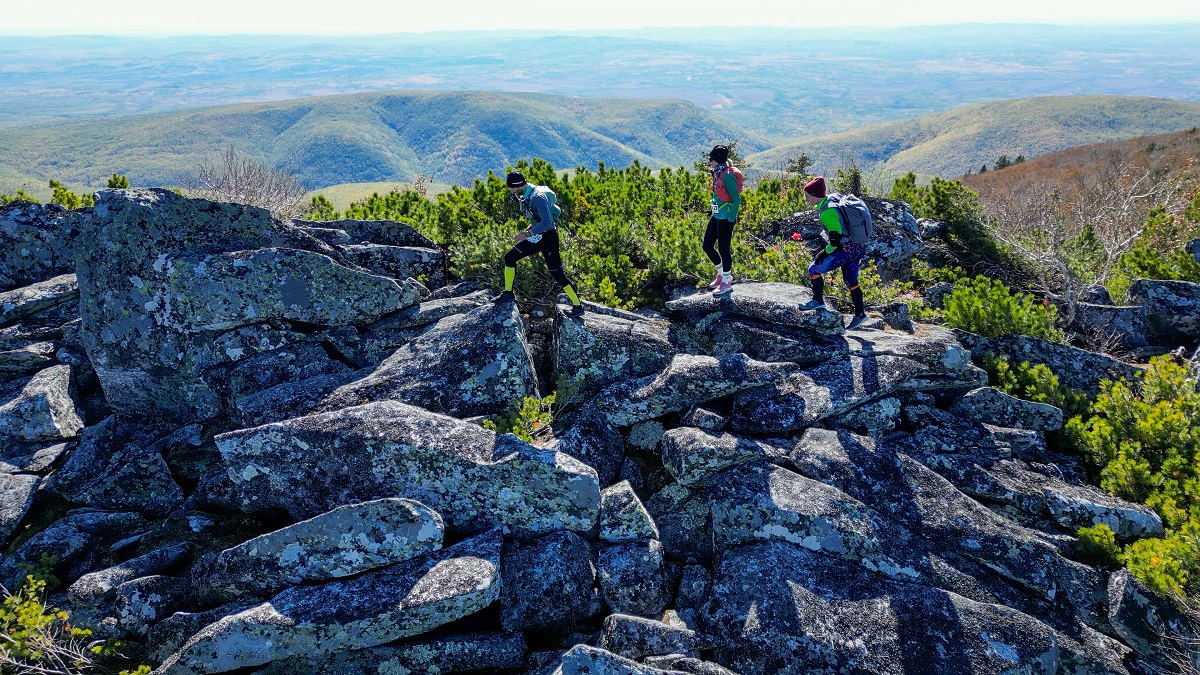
left=0, top=364, right=84, bottom=453
left=555, top=644, right=684, bottom=675
left=665, top=282, right=843, bottom=332
left=147, top=601, right=259, bottom=664
left=660, top=427, right=790, bottom=486
left=216, top=401, right=600, bottom=536
left=701, top=315, right=847, bottom=365
left=341, top=243, right=447, bottom=288
left=115, top=574, right=193, bottom=637
left=500, top=530, right=599, bottom=631
left=79, top=188, right=400, bottom=423
left=1128, top=278, right=1200, bottom=343
left=708, top=462, right=924, bottom=581
left=644, top=484, right=712, bottom=562
left=591, top=353, right=792, bottom=428
left=0, top=273, right=78, bottom=326
left=1107, top=569, right=1200, bottom=669
left=599, top=481, right=658, bottom=543
left=553, top=409, right=626, bottom=487
left=597, top=539, right=670, bottom=617
left=0, top=340, right=57, bottom=375
left=0, top=201, right=86, bottom=290
left=1043, top=482, right=1163, bottom=539
left=0, top=509, right=145, bottom=588
left=555, top=307, right=673, bottom=400
left=1071, top=303, right=1149, bottom=349
left=680, top=406, right=726, bottom=432
left=236, top=301, right=540, bottom=425
left=949, top=386, right=1064, bottom=431
left=197, top=498, right=444, bottom=604
left=627, top=420, right=665, bottom=451
left=641, top=655, right=738, bottom=675
left=924, top=281, right=955, bottom=309
left=0, top=470, right=39, bottom=542
left=972, top=334, right=1141, bottom=395
left=66, top=543, right=190, bottom=609
left=154, top=530, right=502, bottom=675
left=201, top=342, right=350, bottom=407
left=827, top=395, right=902, bottom=436
left=342, top=291, right=491, bottom=367
left=600, top=614, right=701, bottom=660
left=675, top=564, right=712, bottom=612
left=254, top=630, right=527, bottom=675
left=704, top=540, right=1065, bottom=675
left=294, top=218, right=436, bottom=248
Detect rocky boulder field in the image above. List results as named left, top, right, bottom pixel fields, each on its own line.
left=2, top=189, right=1198, bottom=674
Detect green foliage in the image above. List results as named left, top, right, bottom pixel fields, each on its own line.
left=1106, top=203, right=1200, bottom=301
left=49, top=179, right=94, bottom=209
left=105, top=173, right=130, bottom=189
left=483, top=393, right=556, bottom=443
left=304, top=195, right=340, bottom=221
left=691, top=139, right=752, bottom=173
left=0, top=189, right=40, bottom=205
left=944, top=276, right=1065, bottom=342
left=831, top=160, right=865, bottom=196
left=994, top=154, right=1011, bottom=170
left=983, top=354, right=1091, bottom=418
left=1073, top=524, right=1121, bottom=567
left=1120, top=531, right=1197, bottom=598
left=889, top=174, right=984, bottom=225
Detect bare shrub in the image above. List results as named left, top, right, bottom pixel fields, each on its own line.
left=191, top=146, right=309, bottom=220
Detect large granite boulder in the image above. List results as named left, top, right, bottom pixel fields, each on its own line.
left=234, top=301, right=539, bottom=425
left=500, top=530, right=599, bottom=631
left=665, top=282, right=843, bottom=332
left=555, top=307, right=673, bottom=400
left=0, top=364, right=84, bottom=455
left=600, top=613, right=703, bottom=660
left=1128, top=278, right=1200, bottom=344
left=660, top=426, right=791, bottom=486
left=1107, top=569, right=1200, bottom=669
left=153, top=530, right=502, bottom=675
left=972, top=334, right=1141, bottom=395
left=644, top=484, right=713, bottom=563
left=1071, top=302, right=1149, bottom=350
left=341, top=243, right=447, bottom=288
left=216, top=401, right=600, bottom=537
left=196, top=498, right=443, bottom=604
left=597, top=539, right=671, bottom=617
left=0, top=509, right=145, bottom=588
left=552, top=408, right=626, bottom=487
left=79, top=189, right=412, bottom=423
left=599, top=481, right=659, bottom=543
left=253, top=631, right=527, bottom=675
left=0, top=470, right=39, bottom=543
left=0, top=201, right=86, bottom=290
left=0, top=341, right=58, bottom=376
left=949, top=386, right=1063, bottom=431
left=293, top=218, right=437, bottom=248
left=0, top=273, right=79, bottom=326
left=68, top=543, right=191, bottom=607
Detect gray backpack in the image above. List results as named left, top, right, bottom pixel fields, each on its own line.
left=828, top=193, right=874, bottom=244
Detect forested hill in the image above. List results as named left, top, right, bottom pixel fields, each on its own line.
left=0, top=90, right=766, bottom=192
left=749, top=96, right=1200, bottom=179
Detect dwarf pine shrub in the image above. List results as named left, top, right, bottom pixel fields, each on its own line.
left=944, top=276, right=1064, bottom=342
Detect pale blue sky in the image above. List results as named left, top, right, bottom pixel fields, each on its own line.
left=3, top=0, right=1199, bottom=34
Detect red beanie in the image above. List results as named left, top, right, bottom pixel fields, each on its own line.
left=804, top=176, right=827, bottom=198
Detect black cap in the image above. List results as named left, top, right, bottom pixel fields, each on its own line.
left=709, top=145, right=729, bottom=164
left=506, top=171, right=527, bottom=188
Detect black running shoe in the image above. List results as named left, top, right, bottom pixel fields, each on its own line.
left=492, top=290, right=515, bottom=304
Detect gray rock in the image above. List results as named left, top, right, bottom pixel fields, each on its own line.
left=591, top=353, right=792, bottom=427
left=0, top=201, right=84, bottom=290
left=1072, top=303, right=1149, bottom=349
left=644, top=484, right=712, bottom=562
left=341, top=243, right=446, bottom=288
left=600, top=614, right=701, bottom=660
left=597, top=539, right=670, bottom=617
left=0, top=441, right=71, bottom=474
left=701, top=315, right=846, bottom=365
left=80, top=188, right=400, bottom=423
left=599, top=481, right=658, bottom=543
left=708, top=461, right=924, bottom=581
left=874, top=301, right=914, bottom=332
left=217, top=400, right=600, bottom=537
left=679, top=406, right=725, bottom=432
left=619, top=458, right=645, bottom=492
left=236, top=301, right=539, bottom=425
left=923, top=281, right=955, bottom=309
left=115, top=574, right=193, bottom=636
left=704, top=541, right=1065, bottom=675
left=253, top=631, right=527, bottom=675
left=1043, top=482, right=1163, bottom=539
left=147, top=601, right=259, bottom=664
left=1080, top=284, right=1113, bottom=305
left=197, top=498, right=443, bottom=604
left=201, top=342, right=350, bottom=406
left=556, top=644, right=686, bottom=675
left=1108, top=569, right=1200, bottom=669
left=660, top=427, right=791, bottom=487
left=627, top=421, right=665, bottom=451
left=827, top=395, right=902, bottom=435
left=68, top=543, right=191, bottom=607
left=0, top=365, right=84, bottom=453
left=501, top=530, right=599, bottom=631
left=295, top=225, right=350, bottom=245
left=555, top=308, right=674, bottom=400
left=0, top=340, right=57, bottom=375
left=0, top=470, right=38, bottom=542
left=45, top=416, right=184, bottom=518
left=918, top=217, right=949, bottom=240
left=0, top=509, right=145, bottom=588
left=342, top=292, right=491, bottom=367
left=665, top=282, right=843, bottom=332
left=972, top=334, right=1142, bottom=395
left=950, top=386, right=1064, bottom=431
left=0, top=273, right=78, bottom=326
left=675, top=565, right=711, bottom=611
left=1128, top=278, right=1200, bottom=343
left=554, top=409, right=627, bottom=487
left=294, top=218, right=436, bottom=248
left=640, top=655, right=737, bottom=675
left=153, top=530, right=502, bottom=675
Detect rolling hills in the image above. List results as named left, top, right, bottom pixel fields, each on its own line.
left=0, top=90, right=766, bottom=192
left=748, top=96, right=1200, bottom=179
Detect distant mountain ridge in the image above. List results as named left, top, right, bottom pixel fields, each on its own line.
left=0, top=90, right=766, bottom=191
left=748, top=96, right=1200, bottom=179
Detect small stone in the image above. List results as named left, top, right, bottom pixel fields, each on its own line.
left=599, top=481, right=658, bottom=543
left=597, top=539, right=670, bottom=618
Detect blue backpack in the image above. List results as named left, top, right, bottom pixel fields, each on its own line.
left=828, top=193, right=874, bottom=244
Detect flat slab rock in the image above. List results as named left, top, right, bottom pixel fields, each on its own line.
left=154, top=530, right=502, bottom=675
left=665, top=282, right=843, bottom=332
left=0, top=364, right=84, bottom=452
left=216, top=400, right=600, bottom=537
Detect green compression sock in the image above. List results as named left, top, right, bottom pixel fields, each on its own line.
left=504, top=267, right=515, bottom=292
left=563, top=285, right=581, bottom=306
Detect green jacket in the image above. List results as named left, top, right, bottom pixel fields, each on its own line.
left=816, top=197, right=844, bottom=254
left=711, top=172, right=742, bottom=221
